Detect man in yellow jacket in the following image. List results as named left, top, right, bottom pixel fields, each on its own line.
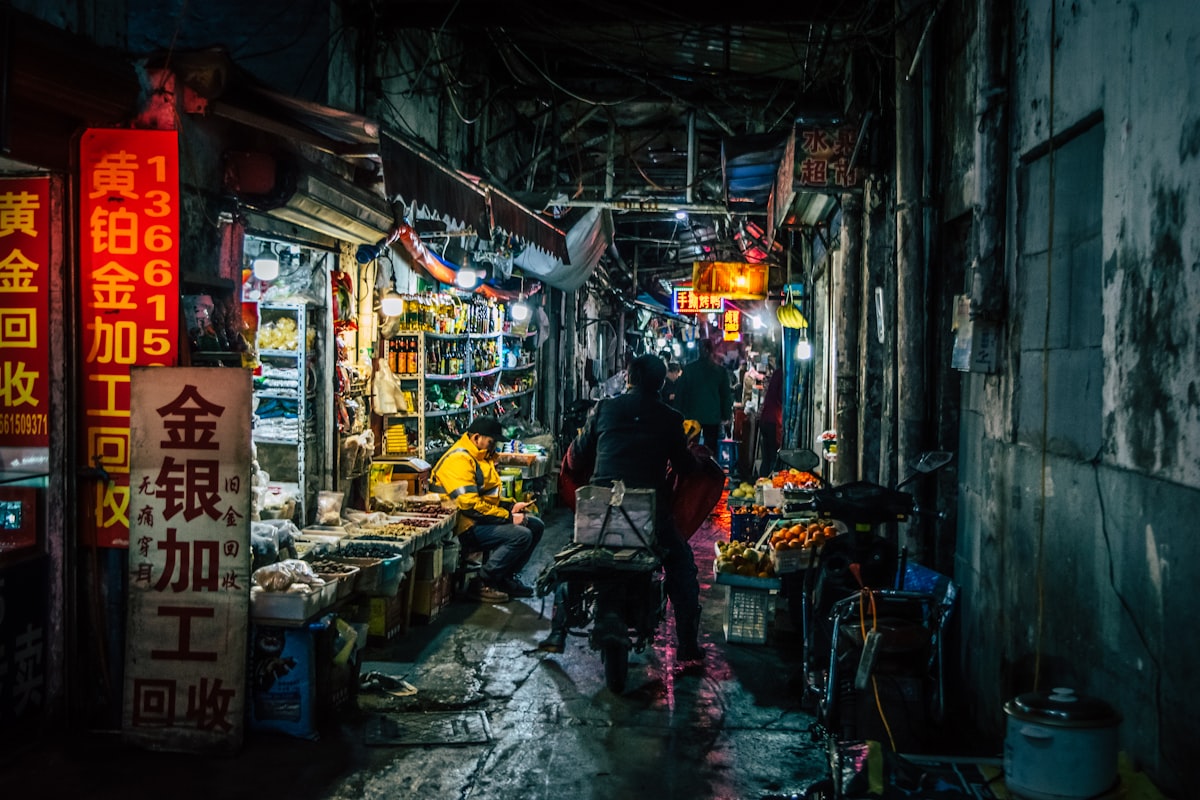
left=430, top=415, right=545, bottom=603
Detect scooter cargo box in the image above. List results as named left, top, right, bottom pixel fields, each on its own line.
left=574, top=485, right=656, bottom=548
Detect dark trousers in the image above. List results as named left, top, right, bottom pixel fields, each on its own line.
left=461, top=515, right=545, bottom=583
left=758, top=420, right=779, bottom=477
left=700, top=424, right=723, bottom=452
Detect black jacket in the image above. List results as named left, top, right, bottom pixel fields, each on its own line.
left=571, top=387, right=697, bottom=493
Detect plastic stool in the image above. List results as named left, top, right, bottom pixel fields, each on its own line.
left=716, top=439, right=739, bottom=474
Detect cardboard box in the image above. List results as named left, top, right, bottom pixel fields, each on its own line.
left=414, top=544, right=443, bottom=580
left=412, top=574, right=451, bottom=623
left=391, top=457, right=431, bottom=495
left=367, top=588, right=407, bottom=641
left=574, top=485, right=656, bottom=548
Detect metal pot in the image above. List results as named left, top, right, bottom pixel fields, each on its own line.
left=1003, top=687, right=1122, bottom=800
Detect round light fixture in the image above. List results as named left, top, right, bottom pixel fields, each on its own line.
left=252, top=242, right=280, bottom=281
left=381, top=290, right=405, bottom=317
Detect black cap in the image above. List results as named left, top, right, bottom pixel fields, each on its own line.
left=465, top=416, right=509, bottom=441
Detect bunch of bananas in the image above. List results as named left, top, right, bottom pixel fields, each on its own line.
left=775, top=301, right=808, bottom=329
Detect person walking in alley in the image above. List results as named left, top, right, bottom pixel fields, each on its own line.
left=675, top=338, right=733, bottom=451
left=430, top=415, right=545, bottom=602
left=758, top=365, right=783, bottom=477
left=539, top=354, right=705, bottom=661
left=663, top=360, right=683, bottom=408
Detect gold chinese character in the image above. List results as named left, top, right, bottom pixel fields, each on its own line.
left=89, top=151, right=141, bottom=200
left=0, top=191, right=41, bottom=238
left=88, top=261, right=139, bottom=309
left=0, top=249, right=39, bottom=292
left=0, top=361, right=39, bottom=408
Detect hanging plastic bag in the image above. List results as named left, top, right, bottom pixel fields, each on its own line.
left=373, top=360, right=400, bottom=415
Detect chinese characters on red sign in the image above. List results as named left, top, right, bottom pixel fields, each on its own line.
left=796, top=126, right=863, bottom=189
left=0, top=177, right=51, bottom=448
left=722, top=309, right=742, bottom=342
left=123, top=368, right=251, bottom=753
left=672, top=288, right=726, bottom=314
left=79, top=129, right=181, bottom=548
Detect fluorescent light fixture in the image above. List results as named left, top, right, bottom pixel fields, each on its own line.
left=252, top=242, right=280, bottom=281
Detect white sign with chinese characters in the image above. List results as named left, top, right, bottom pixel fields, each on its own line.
left=122, top=367, right=251, bottom=753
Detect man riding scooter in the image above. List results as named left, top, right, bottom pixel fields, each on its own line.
left=539, top=354, right=706, bottom=661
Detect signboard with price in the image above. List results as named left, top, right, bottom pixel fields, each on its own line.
left=0, top=177, right=51, bottom=448
left=122, top=366, right=251, bottom=753
left=79, top=129, right=181, bottom=548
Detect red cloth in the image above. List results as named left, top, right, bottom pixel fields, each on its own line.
left=671, top=444, right=726, bottom=540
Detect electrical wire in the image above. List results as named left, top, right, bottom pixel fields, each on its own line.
left=856, top=587, right=897, bottom=751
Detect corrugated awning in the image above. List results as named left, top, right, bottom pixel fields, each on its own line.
left=488, top=186, right=569, bottom=263
left=381, top=130, right=568, bottom=263
left=380, top=130, right=489, bottom=233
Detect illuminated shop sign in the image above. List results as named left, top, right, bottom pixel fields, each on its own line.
left=672, top=287, right=725, bottom=314
left=79, top=128, right=181, bottom=548
left=0, top=177, right=51, bottom=448
left=690, top=261, right=768, bottom=300
left=723, top=309, right=742, bottom=341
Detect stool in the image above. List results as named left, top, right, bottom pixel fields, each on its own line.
left=716, top=439, right=739, bottom=475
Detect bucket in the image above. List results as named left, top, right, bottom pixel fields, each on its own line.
left=1003, top=687, right=1121, bottom=800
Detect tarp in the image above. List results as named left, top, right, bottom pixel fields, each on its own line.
left=514, top=205, right=612, bottom=292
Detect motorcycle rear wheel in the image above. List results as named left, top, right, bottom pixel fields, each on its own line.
left=602, top=643, right=629, bottom=693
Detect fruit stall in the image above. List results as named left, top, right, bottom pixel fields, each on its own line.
left=716, top=467, right=823, bottom=645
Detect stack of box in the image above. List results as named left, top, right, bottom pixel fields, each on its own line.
left=412, top=543, right=451, bottom=623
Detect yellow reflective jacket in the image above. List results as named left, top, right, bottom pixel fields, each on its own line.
left=429, top=432, right=514, bottom=535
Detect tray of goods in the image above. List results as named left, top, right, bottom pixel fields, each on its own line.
left=399, top=500, right=453, bottom=514
left=320, top=556, right=381, bottom=596
left=303, top=558, right=361, bottom=600
left=727, top=480, right=758, bottom=505
left=334, top=541, right=411, bottom=595
left=353, top=521, right=425, bottom=542
left=769, top=468, right=822, bottom=489
left=713, top=540, right=781, bottom=588
left=251, top=580, right=337, bottom=622
left=764, top=519, right=840, bottom=573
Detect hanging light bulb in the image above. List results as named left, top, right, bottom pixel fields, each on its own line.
left=510, top=301, right=530, bottom=322
left=455, top=267, right=481, bottom=290
left=796, top=326, right=813, bottom=360
left=252, top=241, right=280, bottom=281
left=381, top=289, right=405, bottom=317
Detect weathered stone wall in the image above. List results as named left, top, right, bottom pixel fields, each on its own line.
left=948, top=1, right=1200, bottom=791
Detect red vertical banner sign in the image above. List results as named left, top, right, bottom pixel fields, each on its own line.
left=122, top=366, right=251, bottom=753
left=79, top=129, right=181, bottom=548
left=0, top=177, right=51, bottom=448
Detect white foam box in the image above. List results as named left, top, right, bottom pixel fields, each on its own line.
left=573, top=485, right=656, bottom=548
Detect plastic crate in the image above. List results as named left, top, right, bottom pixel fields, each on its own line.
left=729, top=509, right=758, bottom=542
left=723, top=584, right=773, bottom=644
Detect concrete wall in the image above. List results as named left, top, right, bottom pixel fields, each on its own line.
left=950, top=1, right=1200, bottom=791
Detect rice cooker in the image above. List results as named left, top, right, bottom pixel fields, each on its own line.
left=1003, top=687, right=1122, bottom=800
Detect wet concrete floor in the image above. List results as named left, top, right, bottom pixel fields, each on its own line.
left=3, top=504, right=837, bottom=800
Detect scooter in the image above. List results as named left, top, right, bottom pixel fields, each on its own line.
left=771, top=448, right=955, bottom=755
left=535, top=485, right=664, bottom=693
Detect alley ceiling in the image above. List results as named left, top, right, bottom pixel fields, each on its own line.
left=359, top=1, right=904, bottom=300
